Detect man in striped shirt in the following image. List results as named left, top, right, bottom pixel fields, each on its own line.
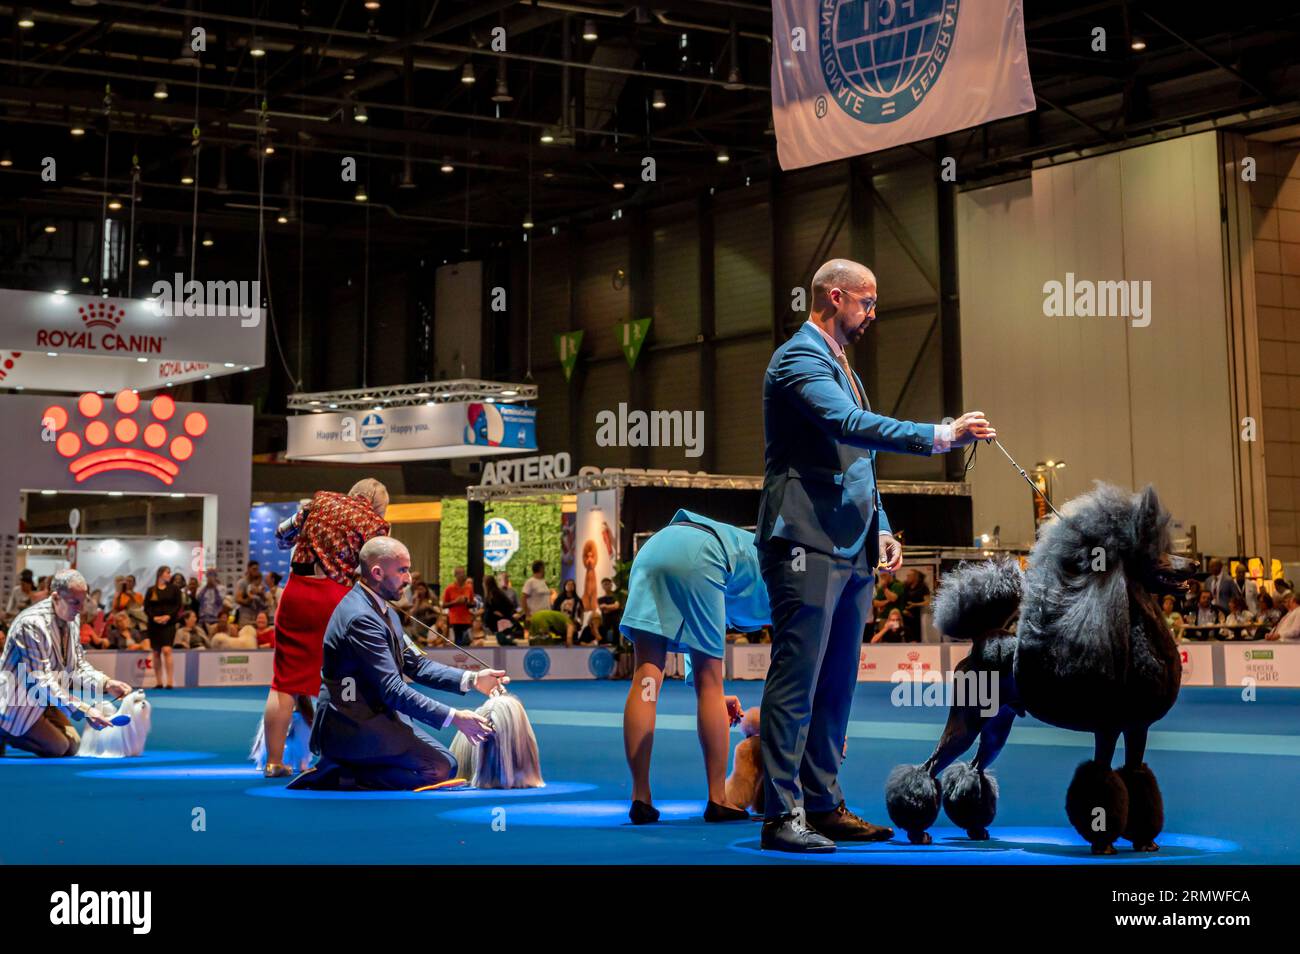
left=0, top=569, right=132, bottom=757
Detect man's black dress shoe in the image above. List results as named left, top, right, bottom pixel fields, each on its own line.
left=629, top=800, right=660, bottom=825
left=805, top=802, right=894, bottom=842
left=760, top=813, right=836, bottom=853
left=703, top=801, right=750, bottom=822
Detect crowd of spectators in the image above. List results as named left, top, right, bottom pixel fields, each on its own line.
left=1, top=561, right=285, bottom=655
left=401, top=560, right=630, bottom=650
left=1168, top=560, right=1299, bottom=641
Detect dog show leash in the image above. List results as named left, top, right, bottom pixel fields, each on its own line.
left=357, top=581, right=505, bottom=686
left=978, top=437, right=1065, bottom=521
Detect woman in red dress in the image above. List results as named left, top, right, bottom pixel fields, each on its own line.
left=256, top=478, right=390, bottom=777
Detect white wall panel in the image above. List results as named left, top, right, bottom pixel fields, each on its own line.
left=957, top=132, right=1236, bottom=550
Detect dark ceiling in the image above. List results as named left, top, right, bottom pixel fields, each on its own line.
left=1, top=0, right=1299, bottom=291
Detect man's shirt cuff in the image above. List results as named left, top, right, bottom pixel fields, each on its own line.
left=460, top=669, right=478, bottom=693
left=931, top=423, right=954, bottom=454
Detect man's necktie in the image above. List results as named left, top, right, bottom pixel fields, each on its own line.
left=834, top=350, right=867, bottom=409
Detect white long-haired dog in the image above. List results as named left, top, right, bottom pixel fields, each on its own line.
left=78, top=690, right=152, bottom=758
left=449, top=694, right=544, bottom=789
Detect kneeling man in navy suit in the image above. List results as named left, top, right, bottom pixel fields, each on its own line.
left=289, top=536, right=508, bottom=791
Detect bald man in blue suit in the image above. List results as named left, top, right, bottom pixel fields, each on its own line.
left=757, top=258, right=996, bottom=853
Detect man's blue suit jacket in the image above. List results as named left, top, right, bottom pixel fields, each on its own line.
left=756, top=322, right=936, bottom=562
left=309, top=584, right=469, bottom=761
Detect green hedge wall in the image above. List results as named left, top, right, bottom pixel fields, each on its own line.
left=439, top=498, right=564, bottom=591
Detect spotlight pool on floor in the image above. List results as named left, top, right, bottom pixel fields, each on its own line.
left=2, top=750, right=216, bottom=767
left=437, top=799, right=714, bottom=826
left=245, top=780, right=598, bottom=800
left=725, top=827, right=1240, bottom=864
left=77, top=762, right=270, bottom=780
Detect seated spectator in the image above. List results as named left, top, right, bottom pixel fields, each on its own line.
left=108, top=611, right=152, bottom=651
left=551, top=579, right=584, bottom=647
left=482, top=575, right=522, bottom=645
left=1267, top=593, right=1300, bottom=641
left=409, top=581, right=439, bottom=630
left=870, top=608, right=906, bottom=644
left=1179, top=579, right=1203, bottom=618
left=254, top=611, right=275, bottom=648
left=1221, top=596, right=1257, bottom=640
left=417, top=611, right=453, bottom=648
left=872, top=569, right=905, bottom=618
left=1160, top=595, right=1185, bottom=642
left=901, top=569, right=931, bottom=643
left=1184, top=591, right=1222, bottom=638
left=1258, top=593, right=1283, bottom=633
left=469, top=615, right=489, bottom=647
left=81, top=619, right=112, bottom=650
left=592, top=577, right=625, bottom=645
left=175, top=611, right=209, bottom=650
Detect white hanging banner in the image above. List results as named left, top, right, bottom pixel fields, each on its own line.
left=771, top=0, right=1036, bottom=170
left=0, top=288, right=264, bottom=391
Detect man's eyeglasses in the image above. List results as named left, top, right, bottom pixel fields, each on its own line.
left=856, top=295, right=878, bottom=313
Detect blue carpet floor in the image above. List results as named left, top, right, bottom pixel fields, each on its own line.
left=2, top=681, right=1296, bottom=865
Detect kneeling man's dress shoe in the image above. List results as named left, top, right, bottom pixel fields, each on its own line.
left=805, top=802, right=894, bottom=842
left=760, top=813, right=836, bottom=853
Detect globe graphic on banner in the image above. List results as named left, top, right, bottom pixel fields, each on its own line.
left=822, top=0, right=959, bottom=125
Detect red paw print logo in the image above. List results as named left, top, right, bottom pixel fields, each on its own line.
left=42, top=390, right=208, bottom=486
left=78, top=302, right=124, bottom=330
left=0, top=351, right=21, bottom=383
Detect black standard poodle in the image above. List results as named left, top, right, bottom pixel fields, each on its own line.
left=885, top=483, right=1196, bottom=854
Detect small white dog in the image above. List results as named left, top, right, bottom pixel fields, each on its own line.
left=78, top=690, right=152, bottom=758
left=449, top=694, right=544, bottom=789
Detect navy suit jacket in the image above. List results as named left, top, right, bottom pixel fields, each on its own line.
left=756, top=322, right=936, bottom=562
left=310, top=584, right=468, bottom=761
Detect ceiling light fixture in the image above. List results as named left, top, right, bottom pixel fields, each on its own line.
left=582, top=19, right=598, bottom=41
left=153, top=82, right=169, bottom=100
left=440, top=157, right=455, bottom=173
left=353, top=102, right=368, bottom=123
left=354, top=184, right=369, bottom=202
left=461, top=63, right=475, bottom=84
left=652, top=89, right=666, bottom=110
left=249, top=37, right=266, bottom=57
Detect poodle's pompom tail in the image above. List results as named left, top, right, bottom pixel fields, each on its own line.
left=283, top=710, right=314, bottom=772
left=885, top=764, right=941, bottom=843
left=1065, top=759, right=1129, bottom=851
left=932, top=559, right=1024, bottom=640
left=1118, top=763, right=1164, bottom=847
left=940, top=762, right=998, bottom=838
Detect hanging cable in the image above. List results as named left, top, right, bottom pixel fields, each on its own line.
left=98, top=83, right=112, bottom=290
left=188, top=61, right=202, bottom=282
left=127, top=154, right=139, bottom=298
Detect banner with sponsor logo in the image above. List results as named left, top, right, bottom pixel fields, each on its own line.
left=771, top=0, right=1036, bottom=170
left=286, top=402, right=536, bottom=463
left=858, top=644, right=942, bottom=681
left=1222, top=645, right=1300, bottom=689
left=186, top=649, right=275, bottom=686
left=0, top=288, right=264, bottom=391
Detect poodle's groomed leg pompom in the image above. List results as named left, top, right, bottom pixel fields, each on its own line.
left=885, top=764, right=941, bottom=845
left=1065, top=760, right=1129, bottom=855
left=940, top=761, right=998, bottom=840
left=1118, top=763, right=1163, bottom=851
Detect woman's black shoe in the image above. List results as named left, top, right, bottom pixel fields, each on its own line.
left=704, top=801, right=750, bottom=822
left=629, top=800, right=660, bottom=824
